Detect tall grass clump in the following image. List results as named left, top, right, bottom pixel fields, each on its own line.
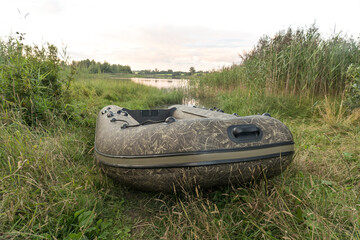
left=345, top=64, right=360, bottom=111
left=197, top=25, right=360, bottom=98
left=0, top=33, right=73, bottom=125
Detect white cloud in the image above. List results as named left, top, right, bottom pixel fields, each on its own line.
left=66, top=25, right=254, bottom=70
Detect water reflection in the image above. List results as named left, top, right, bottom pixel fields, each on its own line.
left=131, top=78, right=199, bottom=106
left=131, top=78, right=188, bottom=89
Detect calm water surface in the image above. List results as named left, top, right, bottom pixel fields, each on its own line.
left=131, top=78, right=188, bottom=89
left=130, top=78, right=198, bottom=106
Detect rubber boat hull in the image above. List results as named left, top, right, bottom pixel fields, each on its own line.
left=95, top=105, right=294, bottom=192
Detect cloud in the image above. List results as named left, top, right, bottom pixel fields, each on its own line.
left=70, top=25, right=256, bottom=71
left=39, top=0, right=63, bottom=14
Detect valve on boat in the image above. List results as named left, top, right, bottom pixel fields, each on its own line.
left=121, top=123, right=129, bottom=129
left=165, top=117, right=176, bottom=124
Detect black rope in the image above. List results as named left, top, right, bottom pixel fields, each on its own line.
left=123, top=119, right=165, bottom=128
left=111, top=115, right=176, bottom=129
left=110, top=118, right=129, bottom=124
left=110, top=118, right=165, bottom=129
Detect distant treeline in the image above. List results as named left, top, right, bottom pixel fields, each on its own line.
left=137, top=69, right=184, bottom=78
left=138, top=69, right=176, bottom=74
left=74, top=59, right=132, bottom=74
left=137, top=68, right=206, bottom=78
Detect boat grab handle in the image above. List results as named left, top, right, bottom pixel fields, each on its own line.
left=227, top=124, right=263, bottom=143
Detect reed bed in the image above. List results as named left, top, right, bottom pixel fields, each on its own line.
left=197, top=25, right=360, bottom=99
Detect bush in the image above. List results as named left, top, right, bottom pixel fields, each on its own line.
left=0, top=34, right=72, bottom=125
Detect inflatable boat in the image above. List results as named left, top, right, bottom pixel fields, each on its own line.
left=95, top=105, right=294, bottom=192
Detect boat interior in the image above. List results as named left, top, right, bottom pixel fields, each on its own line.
left=122, top=107, right=177, bottom=123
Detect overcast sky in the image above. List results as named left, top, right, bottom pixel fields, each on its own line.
left=1, top=0, right=360, bottom=71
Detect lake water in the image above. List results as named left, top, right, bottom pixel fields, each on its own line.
left=131, top=78, right=189, bottom=89
left=130, top=78, right=199, bottom=106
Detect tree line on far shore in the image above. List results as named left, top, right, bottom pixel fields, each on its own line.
left=74, top=59, right=204, bottom=76
left=74, top=59, right=132, bottom=74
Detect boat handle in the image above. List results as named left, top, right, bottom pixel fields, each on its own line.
left=232, top=126, right=260, bottom=138
left=228, top=124, right=262, bottom=143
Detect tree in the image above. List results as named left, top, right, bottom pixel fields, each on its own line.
left=189, top=67, right=195, bottom=75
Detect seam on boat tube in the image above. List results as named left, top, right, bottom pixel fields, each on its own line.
left=94, top=141, right=295, bottom=159
left=96, top=151, right=294, bottom=169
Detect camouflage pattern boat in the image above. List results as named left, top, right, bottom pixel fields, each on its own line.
left=95, top=105, right=294, bottom=192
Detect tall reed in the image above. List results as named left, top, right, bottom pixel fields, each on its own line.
left=197, top=25, right=360, bottom=98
